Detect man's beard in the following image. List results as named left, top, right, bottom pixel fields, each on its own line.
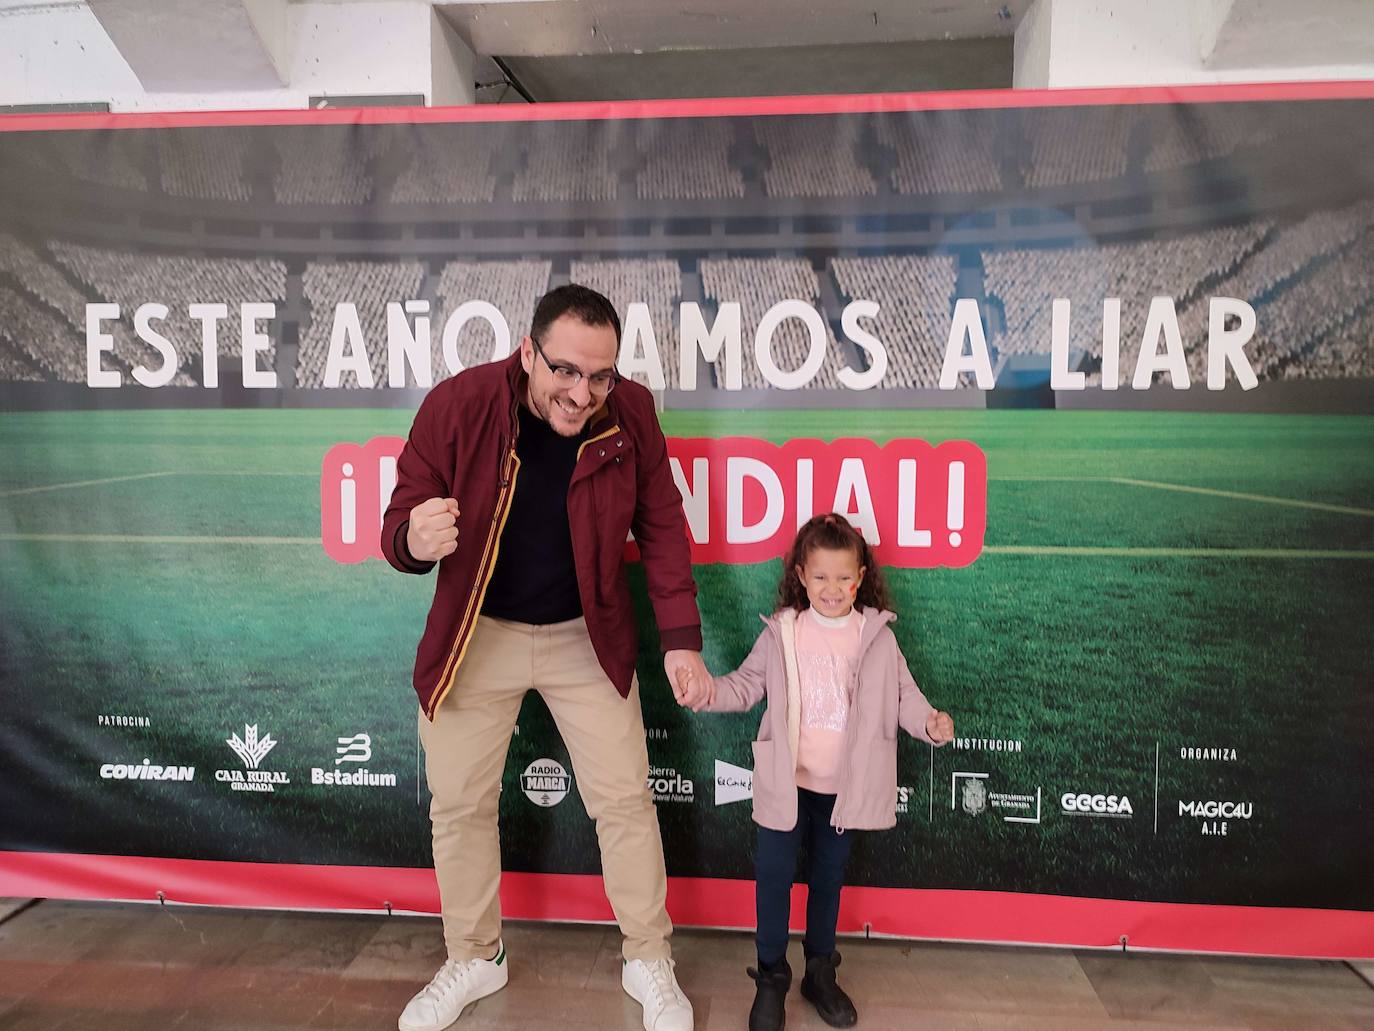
left=529, top=386, right=591, bottom=437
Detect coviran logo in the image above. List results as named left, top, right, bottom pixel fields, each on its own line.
left=99, top=759, right=194, bottom=782
left=521, top=759, right=570, bottom=807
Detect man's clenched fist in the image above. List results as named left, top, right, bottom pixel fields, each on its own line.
left=407, top=497, right=460, bottom=562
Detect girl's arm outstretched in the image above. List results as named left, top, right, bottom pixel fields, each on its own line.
left=894, top=640, right=954, bottom=745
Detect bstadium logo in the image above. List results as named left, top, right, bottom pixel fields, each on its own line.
left=521, top=759, right=570, bottom=807
left=216, top=723, right=291, bottom=793
left=1179, top=799, right=1253, bottom=836
left=310, top=732, right=397, bottom=789
left=714, top=760, right=753, bottom=806
left=335, top=733, right=372, bottom=765
left=99, top=759, right=194, bottom=782
left=647, top=764, right=694, bottom=804
left=1060, top=791, right=1134, bottom=819
left=952, top=772, right=1042, bottom=824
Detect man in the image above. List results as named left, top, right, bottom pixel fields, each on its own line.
left=381, top=284, right=712, bottom=1031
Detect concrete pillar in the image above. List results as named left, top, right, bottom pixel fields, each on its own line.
left=430, top=8, right=477, bottom=107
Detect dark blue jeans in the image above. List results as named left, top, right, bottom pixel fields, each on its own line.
left=755, top=787, right=855, bottom=967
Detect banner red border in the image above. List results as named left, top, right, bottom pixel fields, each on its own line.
left=1, top=80, right=1373, bottom=133
left=2, top=852, right=1370, bottom=958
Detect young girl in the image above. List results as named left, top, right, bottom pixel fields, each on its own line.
left=679, top=513, right=953, bottom=1031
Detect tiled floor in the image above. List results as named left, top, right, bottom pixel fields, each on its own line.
left=0, top=898, right=1370, bottom=1030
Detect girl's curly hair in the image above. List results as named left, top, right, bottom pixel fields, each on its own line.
left=776, top=512, right=893, bottom=614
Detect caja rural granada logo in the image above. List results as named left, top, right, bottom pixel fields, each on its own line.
left=322, top=436, right=987, bottom=568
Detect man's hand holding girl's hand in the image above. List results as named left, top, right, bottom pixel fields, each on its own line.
left=666, top=650, right=713, bottom=712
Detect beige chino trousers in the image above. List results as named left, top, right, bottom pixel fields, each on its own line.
left=418, top=615, right=673, bottom=963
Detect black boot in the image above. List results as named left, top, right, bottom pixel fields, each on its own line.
left=800, top=952, right=857, bottom=1027
left=746, top=957, right=792, bottom=1031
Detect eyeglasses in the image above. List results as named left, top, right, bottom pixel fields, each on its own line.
left=530, top=335, right=620, bottom=395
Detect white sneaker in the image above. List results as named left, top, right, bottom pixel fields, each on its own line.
left=622, top=957, right=694, bottom=1031
left=398, top=943, right=508, bottom=1031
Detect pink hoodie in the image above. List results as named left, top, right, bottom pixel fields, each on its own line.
left=706, top=607, right=945, bottom=832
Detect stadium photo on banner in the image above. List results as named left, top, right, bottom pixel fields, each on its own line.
left=1, top=84, right=1371, bottom=975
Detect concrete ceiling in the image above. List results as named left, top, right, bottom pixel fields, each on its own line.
left=447, top=0, right=1025, bottom=103
left=495, top=37, right=1014, bottom=102
left=439, top=0, right=1029, bottom=57
left=1201, top=0, right=1374, bottom=69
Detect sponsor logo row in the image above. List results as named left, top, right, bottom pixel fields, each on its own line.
left=99, top=719, right=1249, bottom=835
left=951, top=773, right=1252, bottom=836
left=100, top=725, right=397, bottom=795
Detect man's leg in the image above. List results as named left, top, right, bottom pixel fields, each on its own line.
left=418, top=616, right=530, bottom=962
left=532, top=617, right=672, bottom=961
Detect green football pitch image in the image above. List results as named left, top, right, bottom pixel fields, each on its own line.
left=1, top=407, right=1370, bottom=911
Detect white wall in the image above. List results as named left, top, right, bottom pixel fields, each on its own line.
left=1015, top=0, right=1374, bottom=89
left=0, top=0, right=472, bottom=111
left=0, top=4, right=145, bottom=107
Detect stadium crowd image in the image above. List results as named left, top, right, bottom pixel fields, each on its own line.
left=3, top=102, right=1374, bottom=397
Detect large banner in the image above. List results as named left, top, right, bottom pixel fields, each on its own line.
left=1, top=83, right=1372, bottom=958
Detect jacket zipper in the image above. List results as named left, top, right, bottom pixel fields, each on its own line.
left=576, top=424, right=621, bottom=462
left=426, top=417, right=524, bottom=719
left=833, top=675, right=860, bottom=835
left=832, top=616, right=884, bottom=832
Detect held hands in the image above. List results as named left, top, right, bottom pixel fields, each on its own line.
left=407, top=497, right=460, bottom=562
left=926, top=709, right=955, bottom=745
left=665, top=650, right=713, bottom=713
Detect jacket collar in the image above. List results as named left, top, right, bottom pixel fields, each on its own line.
left=760, top=606, right=895, bottom=652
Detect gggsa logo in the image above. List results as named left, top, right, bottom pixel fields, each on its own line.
left=1060, top=791, right=1133, bottom=818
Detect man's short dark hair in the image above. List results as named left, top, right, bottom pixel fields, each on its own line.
left=531, top=284, right=621, bottom=343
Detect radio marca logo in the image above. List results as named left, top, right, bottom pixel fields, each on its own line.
left=521, top=759, right=570, bottom=807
